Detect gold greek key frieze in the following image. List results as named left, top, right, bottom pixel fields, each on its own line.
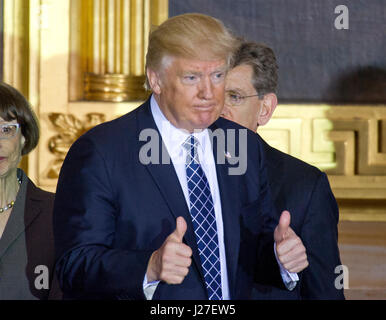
left=44, top=105, right=386, bottom=220
left=258, top=105, right=386, bottom=207
left=47, top=112, right=106, bottom=178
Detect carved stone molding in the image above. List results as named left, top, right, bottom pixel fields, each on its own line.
left=47, top=112, right=106, bottom=178
left=84, top=73, right=149, bottom=102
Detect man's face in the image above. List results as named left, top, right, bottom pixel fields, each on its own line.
left=149, top=57, right=227, bottom=132
left=222, top=64, right=262, bottom=132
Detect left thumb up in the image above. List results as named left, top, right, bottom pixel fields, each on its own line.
left=274, top=210, right=291, bottom=243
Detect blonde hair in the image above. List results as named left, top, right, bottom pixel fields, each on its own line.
left=145, top=13, right=238, bottom=90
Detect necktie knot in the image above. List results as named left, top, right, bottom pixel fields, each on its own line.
left=183, top=135, right=200, bottom=164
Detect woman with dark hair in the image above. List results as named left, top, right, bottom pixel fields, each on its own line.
left=0, top=82, right=61, bottom=299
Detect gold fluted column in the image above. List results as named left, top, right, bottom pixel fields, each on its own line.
left=3, top=0, right=29, bottom=93
left=83, top=0, right=167, bottom=102
left=2, top=0, right=31, bottom=173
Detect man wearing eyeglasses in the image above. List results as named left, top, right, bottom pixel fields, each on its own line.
left=221, top=41, right=345, bottom=299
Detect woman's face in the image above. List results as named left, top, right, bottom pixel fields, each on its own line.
left=0, top=116, right=25, bottom=178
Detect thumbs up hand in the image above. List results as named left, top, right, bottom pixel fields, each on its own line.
left=274, top=210, right=292, bottom=243
left=147, top=217, right=193, bottom=284
left=274, top=211, right=309, bottom=273
left=170, top=216, right=188, bottom=243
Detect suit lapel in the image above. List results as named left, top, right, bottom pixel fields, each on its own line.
left=0, top=177, right=42, bottom=259
left=136, top=101, right=205, bottom=285
left=209, top=122, right=241, bottom=299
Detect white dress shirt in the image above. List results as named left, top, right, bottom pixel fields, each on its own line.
left=143, top=95, right=297, bottom=299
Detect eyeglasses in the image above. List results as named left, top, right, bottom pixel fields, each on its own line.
left=225, top=90, right=263, bottom=106
left=0, top=123, right=20, bottom=139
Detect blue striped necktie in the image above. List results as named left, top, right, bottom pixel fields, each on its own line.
left=182, top=135, right=222, bottom=300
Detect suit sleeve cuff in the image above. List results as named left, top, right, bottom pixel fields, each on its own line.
left=143, top=273, right=160, bottom=300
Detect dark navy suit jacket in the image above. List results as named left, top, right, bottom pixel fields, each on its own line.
left=252, top=140, right=345, bottom=300
left=53, top=98, right=278, bottom=299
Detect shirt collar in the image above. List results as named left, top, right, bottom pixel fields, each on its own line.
left=150, top=95, right=210, bottom=157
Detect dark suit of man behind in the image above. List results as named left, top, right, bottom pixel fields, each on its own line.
left=222, top=41, right=344, bottom=299
left=253, top=141, right=344, bottom=299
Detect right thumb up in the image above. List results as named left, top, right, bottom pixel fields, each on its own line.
left=172, top=216, right=187, bottom=242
